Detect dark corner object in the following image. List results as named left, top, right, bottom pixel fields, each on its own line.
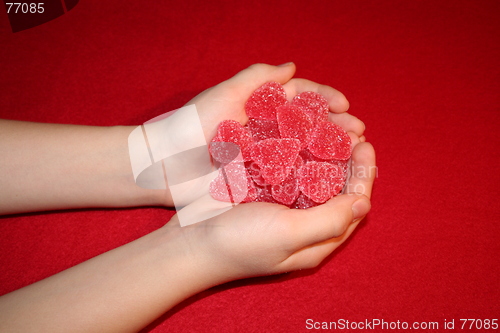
left=3, top=0, right=79, bottom=33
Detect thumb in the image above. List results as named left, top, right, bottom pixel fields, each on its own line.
left=290, top=193, right=371, bottom=249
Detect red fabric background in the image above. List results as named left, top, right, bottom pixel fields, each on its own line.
left=1, top=1, right=499, bottom=332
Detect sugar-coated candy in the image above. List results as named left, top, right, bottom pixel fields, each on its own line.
left=271, top=155, right=303, bottom=205
left=247, top=118, right=280, bottom=141
left=299, top=150, right=349, bottom=190
left=294, top=193, right=320, bottom=209
left=251, top=138, right=301, bottom=185
left=292, top=91, right=329, bottom=124
left=210, top=120, right=254, bottom=163
left=271, top=175, right=299, bottom=206
left=292, top=154, right=304, bottom=174
left=209, top=161, right=248, bottom=203
left=242, top=172, right=258, bottom=203
left=209, top=141, right=241, bottom=165
left=245, top=160, right=266, bottom=186
left=298, top=161, right=346, bottom=203
left=299, top=148, right=319, bottom=163
left=300, top=148, right=350, bottom=175
left=308, top=121, right=351, bottom=161
left=277, top=104, right=313, bottom=148
left=330, top=159, right=349, bottom=180
left=245, top=82, right=288, bottom=120
left=255, top=184, right=277, bottom=204
left=210, top=82, right=353, bottom=209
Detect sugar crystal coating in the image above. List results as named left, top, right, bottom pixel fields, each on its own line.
left=299, top=148, right=318, bottom=163
left=300, top=148, right=351, bottom=176
left=292, top=154, right=304, bottom=175
left=298, top=161, right=346, bottom=203
left=330, top=159, right=349, bottom=181
left=294, top=193, right=320, bottom=209
left=245, top=82, right=288, bottom=120
left=271, top=155, right=303, bottom=205
left=245, top=160, right=266, bottom=186
left=209, top=142, right=241, bottom=165
left=250, top=138, right=301, bottom=185
left=209, top=161, right=248, bottom=203
left=255, top=184, right=277, bottom=204
left=276, top=104, right=313, bottom=148
left=271, top=175, right=299, bottom=206
left=299, top=150, right=349, bottom=189
left=308, top=121, right=351, bottom=160
left=292, top=91, right=329, bottom=124
left=247, top=118, right=280, bottom=141
left=209, top=82, right=352, bottom=209
left=210, top=120, right=253, bottom=163
left=242, top=172, right=258, bottom=203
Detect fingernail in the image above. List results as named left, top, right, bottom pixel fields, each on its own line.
left=352, top=198, right=371, bottom=221
left=278, top=62, right=294, bottom=67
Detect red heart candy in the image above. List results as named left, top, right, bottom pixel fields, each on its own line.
left=271, top=155, right=303, bottom=205
left=254, top=184, right=277, bottom=204
left=276, top=104, right=313, bottom=149
left=209, top=161, right=249, bottom=203
left=245, top=160, right=266, bottom=186
left=298, top=161, right=346, bottom=203
left=210, top=120, right=253, bottom=163
left=308, top=121, right=351, bottom=160
left=294, top=193, right=320, bottom=209
left=245, top=82, right=288, bottom=120
left=292, top=91, right=329, bottom=124
left=250, top=138, right=301, bottom=185
left=247, top=118, right=280, bottom=142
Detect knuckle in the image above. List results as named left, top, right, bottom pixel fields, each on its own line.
left=331, top=215, right=351, bottom=237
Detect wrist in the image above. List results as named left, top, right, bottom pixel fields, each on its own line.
left=112, top=125, right=172, bottom=208
left=157, top=218, right=227, bottom=296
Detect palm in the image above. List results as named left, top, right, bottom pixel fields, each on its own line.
left=185, top=79, right=264, bottom=143
left=172, top=63, right=367, bottom=208
left=165, top=64, right=375, bottom=279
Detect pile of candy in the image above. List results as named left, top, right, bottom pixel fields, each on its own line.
left=209, top=82, right=351, bottom=209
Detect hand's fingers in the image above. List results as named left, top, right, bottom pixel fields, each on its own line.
left=284, top=142, right=376, bottom=250
left=285, top=193, right=370, bottom=250
left=329, top=112, right=365, bottom=137
left=282, top=78, right=350, bottom=113
left=224, top=63, right=297, bottom=95
left=278, top=220, right=360, bottom=271
left=347, top=131, right=361, bottom=150
left=345, top=142, right=376, bottom=200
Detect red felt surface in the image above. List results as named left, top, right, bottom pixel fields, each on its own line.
left=1, top=1, right=499, bottom=332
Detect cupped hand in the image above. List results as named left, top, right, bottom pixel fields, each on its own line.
left=164, top=140, right=376, bottom=283
left=162, top=63, right=364, bottom=207
left=186, top=63, right=364, bottom=145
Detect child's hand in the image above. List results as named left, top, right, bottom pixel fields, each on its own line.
left=164, top=140, right=375, bottom=282
left=159, top=63, right=365, bottom=207
left=187, top=63, right=364, bottom=144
